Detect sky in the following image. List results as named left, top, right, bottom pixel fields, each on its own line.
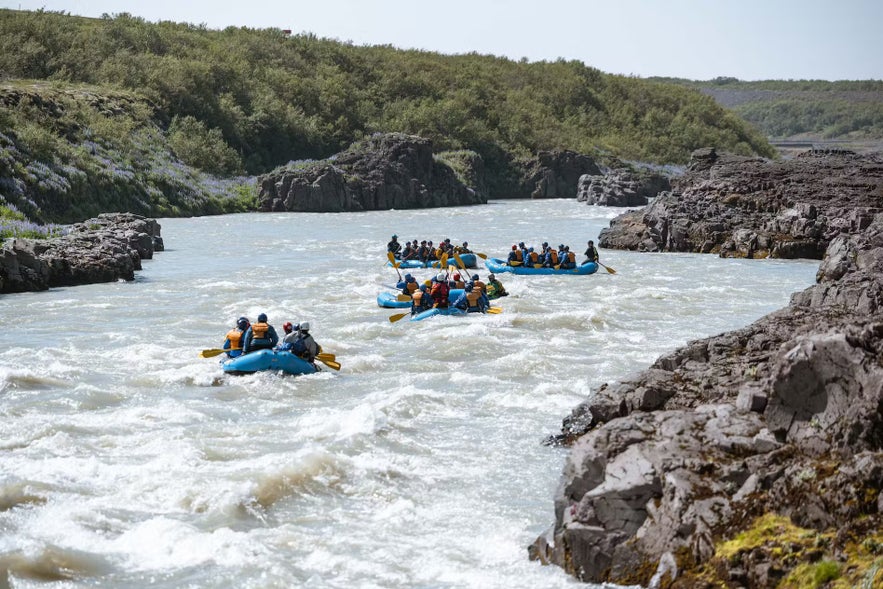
left=2, top=0, right=882, bottom=80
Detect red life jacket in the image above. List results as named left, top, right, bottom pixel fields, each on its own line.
left=431, top=282, right=449, bottom=307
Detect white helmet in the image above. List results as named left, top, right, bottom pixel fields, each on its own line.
left=437, top=273, right=446, bottom=281
left=299, top=321, right=310, bottom=331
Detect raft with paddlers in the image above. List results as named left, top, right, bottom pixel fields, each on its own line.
left=377, top=286, right=505, bottom=309
left=484, top=257, right=599, bottom=275
left=198, top=347, right=340, bottom=372
left=220, top=349, right=318, bottom=375
left=387, top=252, right=478, bottom=269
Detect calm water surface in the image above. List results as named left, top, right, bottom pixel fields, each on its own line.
left=0, top=200, right=819, bottom=588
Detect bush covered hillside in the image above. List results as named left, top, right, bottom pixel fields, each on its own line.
left=0, top=9, right=775, bottom=225
left=654, top=77, right=883, bottom=142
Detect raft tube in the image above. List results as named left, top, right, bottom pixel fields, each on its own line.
left=484, top=257, right=598, bottom=275
left=388, top=253, right=477, bottom=269
left=377, top=291, right=411, bottom=309
left=222, top=349, right=317, bottom=376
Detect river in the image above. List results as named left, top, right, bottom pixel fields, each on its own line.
left=0, top=200, right=819, bottom=588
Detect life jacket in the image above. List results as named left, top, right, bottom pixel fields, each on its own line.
left=453, top=279, right=465, bottom=289
left=431, top=282, right=449, bottom=308
left=251, top=322, right=269, bottom=339
left=567, top=252, right=576, bottom=264
left=528, top=251, right=539, bottom=264
left=226, top=328, right=243, bottom=350
left=250, top=322, right=272, bottom=348
left=514, top=250, right=523, bottom=262
left=465, top=289, right=481, bottom=310
left=550, top=251, right=559, bottom=265
left=473, top=279, right=486, bottom=293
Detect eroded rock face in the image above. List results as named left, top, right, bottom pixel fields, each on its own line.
left=0, top=213, right=162, bottom=293
left=533, top=208, right=883, bottom=586
left=519, top=150, right=601, bottom=199
left=257, top=133, right=486, bottom=212
left=598, top=149, right=883, bottom=258
left=576, top=168, right=671, bottom=207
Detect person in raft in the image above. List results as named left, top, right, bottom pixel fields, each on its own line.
left=275, top=321, right=300, bottom=352
left=387, top=234, right=401, bottom=257
left=430, top=273, right=450, bottom=308
left=584, top=240, right=599, bottom=264
left=223, top=316, right=250, bottom=358
left=291, top=322, right=320, bottom=363
left=486, top=273, right=508, bottom=298
left=242, top=313, right=279, bottom=354
left=410, top=284, right=433, bottom=315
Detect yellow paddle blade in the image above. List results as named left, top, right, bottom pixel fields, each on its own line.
left=389, top=312, right=409, bottom=323
left=316, top=352, right=336, bottom=362
left=317, top=357, right=341, bottom=371
left=396, top=294, right=412, bottom=301
left=475, top=252, right=488, bottom=259
left=439, top=253, right=448, bottom=270
left=199, top=348, right=226, bottom=358
left=453, top=251, right=466, bottom=270
left=534, top=264, right=542, bottom=269
left=487, top=307, right=502, bottom=314
left=602, top=263, right=617, bottom=274
left=510, top=260, right=523, bottom=266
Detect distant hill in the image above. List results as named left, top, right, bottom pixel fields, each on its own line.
left=653, top=77, right=883, bottom=148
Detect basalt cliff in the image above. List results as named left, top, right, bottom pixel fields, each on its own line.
left=532, top=149, right=883, bottom=587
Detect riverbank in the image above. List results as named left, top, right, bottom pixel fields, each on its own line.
left=0, top=213, right=162, bottom=294
left=533, top=149, right=883, bottom=587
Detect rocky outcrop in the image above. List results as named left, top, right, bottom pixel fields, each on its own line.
left=576, top=167, right=671, bottom=207
left=598, top=148, right=883, bottom=258
left=518, top=150, right=601, bottom=199
left=532, top=181, right=883, bottom=586
left=257, top=133, right=486, bottom=212
left=0, top=213, right=163, bottom=293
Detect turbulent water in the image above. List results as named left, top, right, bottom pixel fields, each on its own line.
left=0, top=200, right=819, bottom=588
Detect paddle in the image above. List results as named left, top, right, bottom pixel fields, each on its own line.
left=199, top=348, right=228, bottom=358
left=315, top=356, right=341, bottom=371
left=316, top=352, right=336, bottom=362
left=387, top=252, right=403, bottom=280
left=599, top=262, right=617, bottom=274
left=438, top=252, right=448, bottom=272
left=389, top=312, right=409, bottom=323
left=396, top=294, right=412, bottom=302
left=509, top=260, right=523, bottom=266
left=487, top=307, right=502, bottom=314
left=475, top=252, right=488, bottom=259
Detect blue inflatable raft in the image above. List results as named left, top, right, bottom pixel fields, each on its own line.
left=484, top=257, right=598, bottom=275
left=222, top=349, right=318, bottom=376
left=377, top=291, right=411, bottom=309
left=388, top=253, right=477, bottom=269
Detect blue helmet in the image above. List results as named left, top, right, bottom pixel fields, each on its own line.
left=257, top=313, right=267, bottom=322
left=404, top=273, right=412, bottom=279
left=237, top=318, right=248, bottom=330
left=472, top=274, right=479, bottom=281
left=392, top=234, right=397, bottom=239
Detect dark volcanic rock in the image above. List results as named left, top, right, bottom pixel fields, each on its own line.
left=257, top=133, right=486, bottom=212
left=533, top=155, right=883, bottom=586
left=519, top=150, right=601, bottom=199
left=598, top=148, right=883, bottom=258
left=576, top=167, right=671, bottom=207
left=1, top=213, right=162, bottom=294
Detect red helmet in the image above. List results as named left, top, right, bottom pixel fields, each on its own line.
left=512, top=245, right=517, bottom=250
left=283, top=321, right=293, bottom=333
left=453, top=273, right=460, bottom=280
